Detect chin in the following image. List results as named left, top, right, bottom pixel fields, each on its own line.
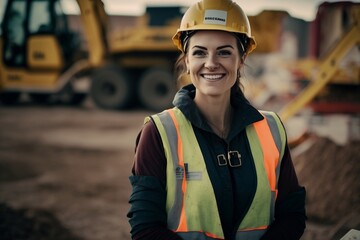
left=202, top=88, right=224, bottom=97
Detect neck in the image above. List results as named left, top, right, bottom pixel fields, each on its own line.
left=195, top=93, right=233, bottom=139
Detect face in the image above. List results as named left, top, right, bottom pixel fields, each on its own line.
left=185, top=30, right=243, bottom=98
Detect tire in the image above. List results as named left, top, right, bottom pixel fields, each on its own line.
left=90, top=67, right=134, bottom=110
left=0, top=92, right=21, bottom=105
left=138, top=67, right=176, bottom=112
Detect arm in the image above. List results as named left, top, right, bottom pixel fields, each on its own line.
left=260, top=145, right=307, bottom=240
left=127, top=121, right=183, bottom=240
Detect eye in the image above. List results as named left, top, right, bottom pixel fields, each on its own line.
left=218, top=50, right=232, bottom=56
left=192, top=50, right=206, bottom=56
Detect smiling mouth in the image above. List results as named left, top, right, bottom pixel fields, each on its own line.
left=201, top=74, right=225, bottom=80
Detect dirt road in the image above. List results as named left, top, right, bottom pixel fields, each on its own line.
left=0, top=101, right=358, bottom=240
left=0, top=101, right=153, bottom=239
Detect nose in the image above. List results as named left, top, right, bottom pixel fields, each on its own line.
left=204, top=54, right=219, bottom=70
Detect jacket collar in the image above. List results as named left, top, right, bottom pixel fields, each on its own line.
left=173, top=84, right=264, bottom=140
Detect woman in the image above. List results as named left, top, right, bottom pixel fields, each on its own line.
left=127, top=0, right=306, bottom=239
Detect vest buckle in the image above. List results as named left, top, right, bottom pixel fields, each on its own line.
left=228, top=151, right=242, bottom=167
left=217, top=154, right=227, bottom=166
left=217, top=152, right=242, bottom=167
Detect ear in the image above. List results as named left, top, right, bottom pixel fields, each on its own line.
left=241, top=54, right=247, bottom=64
left=185, top=55, right=190, bottom=72
left=237, top=58, right=244, bottom=69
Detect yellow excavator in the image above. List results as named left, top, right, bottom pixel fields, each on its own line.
left=0, top=0, right=182, bottom=111
left=1, top=0, right=358, bottom=116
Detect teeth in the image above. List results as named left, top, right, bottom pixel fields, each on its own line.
left=203, top=74, right=223, bottom=80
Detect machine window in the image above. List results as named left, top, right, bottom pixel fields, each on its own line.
left=3, top=0, right=27, bottom=65
left=29, top=1, right=52, bottom=34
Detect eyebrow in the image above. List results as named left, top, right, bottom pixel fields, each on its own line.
left=192, top=45, right=234, bottom=50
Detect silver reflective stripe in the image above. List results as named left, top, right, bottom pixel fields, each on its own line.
left=261, top=111, right=284, bottom=223
left=236, top=229, right=267, bottom=240
left=157, top=110, right=183, bottom=230
left=270, top=191, right=276, bottom=222
left=177, top=231, right=218, bottom=240
left=263, top=112, right=283, bottom=185
left=262, top=112, right=282, bottom=154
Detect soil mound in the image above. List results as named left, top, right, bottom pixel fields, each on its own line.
left=293, top=137, right=360, bottom=231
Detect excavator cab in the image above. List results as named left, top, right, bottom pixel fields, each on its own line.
left=0, top=0, right=83, bottom=104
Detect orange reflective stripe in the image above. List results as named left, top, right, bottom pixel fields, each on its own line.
left=253, top=116, right=279, bottom=192
left=168, top=109, right=188, bottom=232
left=240, top=225, right=268, bottom=231
left=202, top=230, right=225, bottom=239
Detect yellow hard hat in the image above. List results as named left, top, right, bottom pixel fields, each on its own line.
left=172, top=0, right=256, bottom=54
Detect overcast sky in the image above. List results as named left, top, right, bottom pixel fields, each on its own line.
left=0, top=0, right=359, bottom=22
left=61, top=0, right=359, bottom=21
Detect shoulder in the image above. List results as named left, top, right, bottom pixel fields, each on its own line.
left=135, top=118, right=160, bottom=150
left=259, top=110, right=281, bottom=121
left=258, top=110, right=288, bottom=157
left=259, top=110, right=286, bottom=133
left=134, top=119, right=167, bottom=182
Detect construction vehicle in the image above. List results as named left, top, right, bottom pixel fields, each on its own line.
left=279, top=1, right=360, bottom=121
left=1, top=0, right=358, bottom=115
left=0, top=0, right=183, bottom=111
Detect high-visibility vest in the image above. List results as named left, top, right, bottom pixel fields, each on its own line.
left=148, top=107, right=286, bottom=240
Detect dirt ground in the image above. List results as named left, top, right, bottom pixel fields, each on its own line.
left=0, top=99, right=358, bottom=240
left=0, top=100, right=147, bottom=240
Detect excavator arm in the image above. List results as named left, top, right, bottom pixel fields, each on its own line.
left=76, top=0, right=108, bottom=67
left=279, top=6, right=360, bottom=121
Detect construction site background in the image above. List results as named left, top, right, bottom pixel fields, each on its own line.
left=0, top=1, right=359, bottom=239
left=68, top=3, right=360, bottom=238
